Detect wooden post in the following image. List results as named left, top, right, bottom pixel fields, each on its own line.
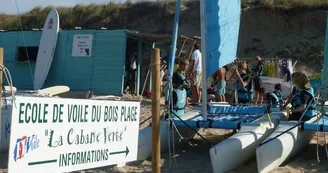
left=177, top=39, right=187, bottom=59
left=151, top=48, right=161, bottom=173
left=0, top=47, right=3, bottom=149
left=187, top=40, right=196, bottom=60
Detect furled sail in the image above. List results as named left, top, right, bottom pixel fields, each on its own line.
left=321, top=12, right=328, bottom=101
left=204, top=0, right=241, bottom=78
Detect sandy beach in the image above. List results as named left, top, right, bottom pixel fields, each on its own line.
left=88, top=97, right=328, bottom=173
left=1, top=97, right=328, bottom=173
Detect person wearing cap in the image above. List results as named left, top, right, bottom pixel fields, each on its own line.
left=266, top=83, right=283, bottom=108
left=251, top=56, right=265, bottom=104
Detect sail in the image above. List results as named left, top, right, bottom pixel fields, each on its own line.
left=321, top=12, right=328, bottom=101
left=204, top=0, right=241, bottom=78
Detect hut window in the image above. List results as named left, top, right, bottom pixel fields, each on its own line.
left=16, top=46, right=38, bottom=62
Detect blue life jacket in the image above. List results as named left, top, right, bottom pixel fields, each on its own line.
left=236, top=73, right=253, bottom=101
left=291, top=87, right=300, bottom=108
left=308, top=87, right=314, bottom=95
left=170, top=88, right=187, bottom=117
left=267, top=92, right=282, bottom=108
left=291, top=87, right=316, bottom=118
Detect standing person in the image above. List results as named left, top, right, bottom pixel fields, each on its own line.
left=252, top=56, right=265, bottom=104
left=125, top=52, right=137, bottom=94
left=233, top=61, right=253, bottom=104
left=213, top=66, right=228, bottom=102
left=189, top=43, right=202, bottom=104
left=286, top=58, right=293, bottom=82
left=281, top=59, right=292, bottom=82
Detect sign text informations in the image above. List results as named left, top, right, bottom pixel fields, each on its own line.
left=8, top=96, right=140, bottom=173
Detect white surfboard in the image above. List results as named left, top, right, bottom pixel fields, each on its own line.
left=39, top=85, right=70, bottom=96
left=33, top=9, right=60, bottom=90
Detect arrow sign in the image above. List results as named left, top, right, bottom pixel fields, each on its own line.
left=110, top=146, right=130, bottom=157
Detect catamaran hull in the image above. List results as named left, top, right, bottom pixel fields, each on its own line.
left=137, top=110, right=201, bottom=160
left=210, top=112, right=285, bottom=173
left=256, top=117, right=318, bottom=173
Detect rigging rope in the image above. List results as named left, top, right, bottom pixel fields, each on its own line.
left=259, top=81, right=324, bottom=147
left=0, top=65, right=16, bottom=110
left=13, top=0, right=35, bottom=84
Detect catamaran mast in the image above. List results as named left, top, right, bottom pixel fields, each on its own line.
left=200, top=0, right=208, bottom=120
left=165, top=0, right=182, bottom=102
left=321, top=12, right=328, bottom=102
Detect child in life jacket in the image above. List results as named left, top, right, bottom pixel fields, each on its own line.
left=266, top=83, right=283, bottom=108
left=280, top=72, right=316, bottom=121
left=169, top=59, right=189, bottom=118
left=233, top=61, right=253, bottom=104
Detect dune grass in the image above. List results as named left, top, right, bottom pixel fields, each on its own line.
left=241, top=0, right=328, bottom=10
left=0, top=0, right=327, bottom=30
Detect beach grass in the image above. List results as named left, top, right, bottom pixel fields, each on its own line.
left=1, top=0, right=328, bottom=30
left=308, top=72, right=321, bottom=80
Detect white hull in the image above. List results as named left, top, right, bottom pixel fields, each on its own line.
left=137, top=110, right=201, bottom=160
left=210, top=112, right=286, bottom=173
left=256, top=116, right=318, bottom=173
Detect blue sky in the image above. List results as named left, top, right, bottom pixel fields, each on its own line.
left=1, top=0, right=127, bottom=14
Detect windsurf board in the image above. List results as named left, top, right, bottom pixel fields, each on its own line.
left=33, top=9, right=60, bottom=90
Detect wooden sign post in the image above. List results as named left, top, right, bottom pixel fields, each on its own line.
left=151, top=48, right=161, bottom=173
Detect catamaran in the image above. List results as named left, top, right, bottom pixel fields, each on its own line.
left=256, top=13, right=328, bottom=173
left=163, top=0, right=287, bottom=173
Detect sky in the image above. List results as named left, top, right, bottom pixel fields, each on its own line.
left=1, top=0, right=127, bottom=14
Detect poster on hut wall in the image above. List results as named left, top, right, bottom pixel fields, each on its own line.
left=72, top=34, right=93, bottom=57
left=8, top=96, right=140, bottom=173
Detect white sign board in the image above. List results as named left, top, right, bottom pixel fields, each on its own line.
left=72, top=34, right=93, bottom=57
left=8, top=96, right=140, bottom=173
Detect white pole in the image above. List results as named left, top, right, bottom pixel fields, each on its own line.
left=200, top=0, right=208, bottom=120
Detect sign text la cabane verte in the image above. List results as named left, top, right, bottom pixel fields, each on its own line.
left=8, top=96, right=140, bottom=173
